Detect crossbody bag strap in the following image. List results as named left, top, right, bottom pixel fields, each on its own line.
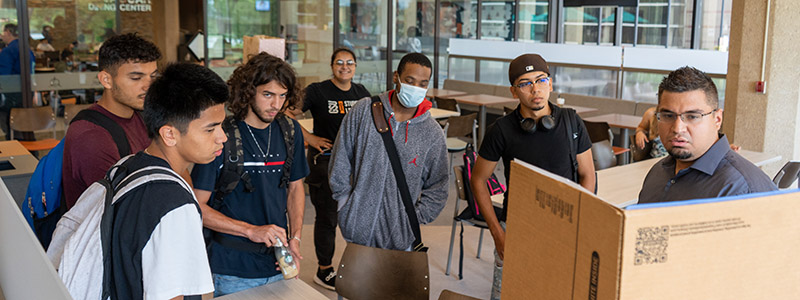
left=369, top=96, right=427, bottom=252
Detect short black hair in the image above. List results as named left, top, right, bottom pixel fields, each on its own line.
left=142, top=63, right=229, bottom=139
left=396, top=52, right=431, bottom=76
left=98, top=33, right=161, bottom=74
left=658, top=66, right=719, bottom=108
left=330, top=47, right=357, bottom=66
left=3, top=24, right=17, bottom=37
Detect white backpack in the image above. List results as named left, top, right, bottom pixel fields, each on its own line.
left=46, top=156, right=192, bottom=300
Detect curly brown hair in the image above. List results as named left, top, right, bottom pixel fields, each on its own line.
left=227, top=52, right=303, bottom=120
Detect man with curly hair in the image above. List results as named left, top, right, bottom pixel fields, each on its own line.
left=191, top=53, right=309, bottom=296
left=62, top=33, right=161, bottom=209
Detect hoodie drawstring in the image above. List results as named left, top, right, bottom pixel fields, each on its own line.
left=388, top=111, right=412, bottom=144
left=405, top=120, right=410, bottom=144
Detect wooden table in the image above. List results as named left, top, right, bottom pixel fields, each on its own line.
left=214, top=278, right=328, bottom=300
left=296, top=108, right=458, bottom=134
left=563, top=105, right=598, bottom=115
left=427, top=88, right=469, bottom=99
left=596, top=149, right=782, bottom=208
left=452, top=94, right=518, bottom=147
left=0, top=140, right=32, bottom=157
left=582, top=113, right=641, bottom=162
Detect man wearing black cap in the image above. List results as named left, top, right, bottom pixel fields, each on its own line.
left=469, top=53, right=596, bottom=300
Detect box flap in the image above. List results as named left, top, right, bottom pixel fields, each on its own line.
left=503, top=160, right=625, bottom=299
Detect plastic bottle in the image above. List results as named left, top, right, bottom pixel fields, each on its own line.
left=274, top=237, right=299, bottom=279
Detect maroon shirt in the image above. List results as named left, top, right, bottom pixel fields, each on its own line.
left=62, top=104, right=151, bottom=208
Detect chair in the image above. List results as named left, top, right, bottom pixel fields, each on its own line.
left=773, top=161, right=800, bottom=189
left=591, top=140, right=617, bottom=170
left=435, top=97, right=460, bottom=113
left=63, top=103, right=93, bottom=129
left=445, top=166, right=490, bottom=279
left=503, top=106, right=514, bottom=116
left=336, top=242, right=429, bottom=300
left=584, top=120, right=628, bottom=169
left=438, top=289, right=482, bottom=300
left=443, top=113, right=477, bottom=167
left=629, top=134, right=652, bottom=162
left=9, top=106, right=59, bottom=152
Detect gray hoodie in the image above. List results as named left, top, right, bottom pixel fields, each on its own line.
left=329, top=91, right=449, bottom=250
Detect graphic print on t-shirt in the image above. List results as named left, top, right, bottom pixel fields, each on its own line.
left=328, top=100, right=359, bottom=114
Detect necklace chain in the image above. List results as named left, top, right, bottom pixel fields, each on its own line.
left=246, top=123, right=271, bottom=161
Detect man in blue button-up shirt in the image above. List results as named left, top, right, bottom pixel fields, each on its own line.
left=638, top=67, right=777, bottom=204
left=0, top=23, right=34, bottom=139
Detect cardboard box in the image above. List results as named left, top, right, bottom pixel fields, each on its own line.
left=242, top=35, right=285, bottom=64
left=502, top=160, right=800, bottom=299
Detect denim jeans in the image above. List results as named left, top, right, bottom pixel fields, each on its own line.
left=212, top=273, right=284, bottom=297
left=491, top=221, right=506, bottom=300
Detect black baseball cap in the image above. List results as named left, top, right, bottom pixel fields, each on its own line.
left=508, top=54, right=550, bottom=85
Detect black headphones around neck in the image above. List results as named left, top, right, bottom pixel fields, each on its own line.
left=516, top=107, right=555, bottom=134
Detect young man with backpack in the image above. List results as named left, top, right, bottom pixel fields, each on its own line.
left=469, top=54, right=596, bottom=300
left=48, top=63, right=228, bottom=299
left=62, top=33, right=161, bottom=209
left=22, top=33, right=160, bottom=248
left=191, top=53, right=309, bottom=297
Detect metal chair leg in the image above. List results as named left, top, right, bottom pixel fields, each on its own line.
left=476, top=228, right=485, bottom=259
left=445, top=218, right=458, bottom=276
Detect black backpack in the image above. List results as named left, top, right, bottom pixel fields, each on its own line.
left=205, top=114, right=295, bottom=253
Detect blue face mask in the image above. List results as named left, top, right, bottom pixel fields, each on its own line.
left=397, top=83, right=428, bottom=108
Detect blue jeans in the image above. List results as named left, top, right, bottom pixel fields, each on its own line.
left=212, top=273, right=284, bottom=297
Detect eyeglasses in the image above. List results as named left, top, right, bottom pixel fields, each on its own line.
left=334, top=59, right=356, bottom=66
left=514, top=77, right=550, bottom=93
left=656, top=109, right=718, bottom=125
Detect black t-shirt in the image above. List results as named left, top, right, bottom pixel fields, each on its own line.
left=478, top=103, right=592, bottom=220
left=301, top=79, right=370, bottom=150
left=110, top=153, right=205, bottom=300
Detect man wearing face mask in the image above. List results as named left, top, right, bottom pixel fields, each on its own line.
left=329, top=53, right=449, bottom=251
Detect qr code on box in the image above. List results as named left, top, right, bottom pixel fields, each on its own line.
left=634, top=226, right=669, bottom=265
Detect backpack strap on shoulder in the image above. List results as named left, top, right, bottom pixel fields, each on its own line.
left=72, top=109, right=131, bottom=157
left=274, top=113, right=295, bottom=188
left=211, top=116, right=252, bottom=210
left=562, top=108, right=579, bottom=183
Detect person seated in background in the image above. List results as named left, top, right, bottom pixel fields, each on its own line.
left=638, top=66, right=777, bottom=204
left=634, top=107, right=668, bottom=158
left=36, top=38, right=55, bottom=52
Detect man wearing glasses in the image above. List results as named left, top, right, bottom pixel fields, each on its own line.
left=638, top=67, right=776, bottom=204
left=470, top=53, right=595, bottom=300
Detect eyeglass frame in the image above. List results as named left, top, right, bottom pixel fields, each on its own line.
left=655, top=109, right=719, bottom=124
left=513, top=76, right=551, bottom=93
left=334, top=59, right=356, bottom=66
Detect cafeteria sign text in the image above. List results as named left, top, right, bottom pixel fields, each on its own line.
left=88, top=0, right=151, bottom=12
